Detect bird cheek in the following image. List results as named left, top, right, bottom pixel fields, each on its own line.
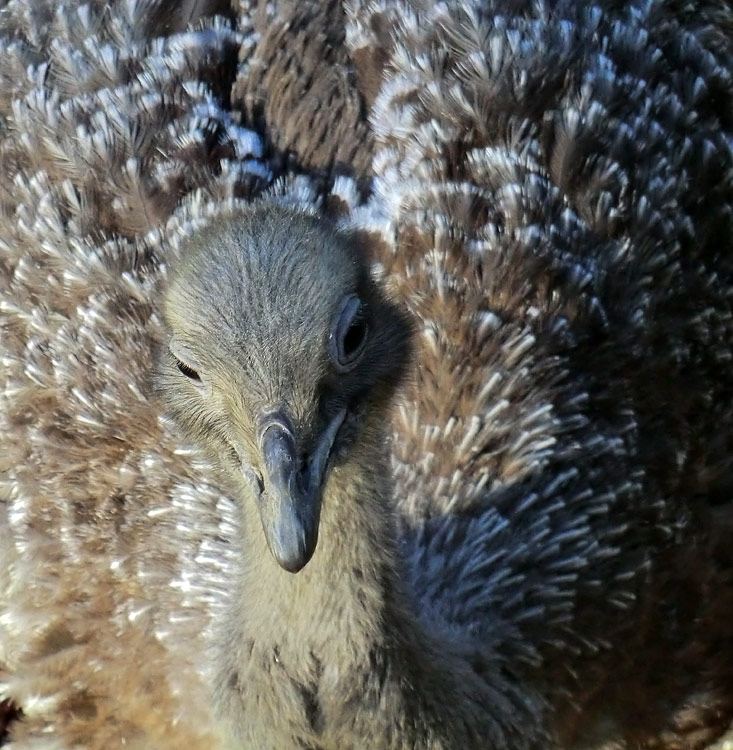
left=242, top=466, right=265, bottom=498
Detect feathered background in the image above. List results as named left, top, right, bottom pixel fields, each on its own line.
left=1, top=0, right=733, bottom=748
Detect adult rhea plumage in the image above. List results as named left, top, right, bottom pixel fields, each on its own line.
left=1, top=0, right=733, bottom=748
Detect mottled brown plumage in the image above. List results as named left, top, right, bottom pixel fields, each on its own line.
left=232, top=0, right=373, bottom=184
left=1, top=0, right=733, bottom=748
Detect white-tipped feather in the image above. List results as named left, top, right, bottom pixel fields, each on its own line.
left=2, top=0, right=733, bottom=748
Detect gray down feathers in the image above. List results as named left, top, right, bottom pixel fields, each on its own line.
left=1, top=0, right=733, bottom=748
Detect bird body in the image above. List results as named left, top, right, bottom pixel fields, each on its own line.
left=1, top=0, right=733, bottom=748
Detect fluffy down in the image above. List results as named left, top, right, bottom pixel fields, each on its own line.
left=0, top=0, right=732, bottom=748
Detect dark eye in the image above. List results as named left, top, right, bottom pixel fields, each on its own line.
left=174, top=356, right=201, bottom=381
left=330, top=294, right=368, bottom=373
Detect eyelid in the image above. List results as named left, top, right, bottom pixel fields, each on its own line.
left=169, top=339, right=202, bottom=370
left=168, top=338, right=207, bottom=386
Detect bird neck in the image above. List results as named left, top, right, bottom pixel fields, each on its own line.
left=217, top=410, right=546, bottom=749
left=236, top=416, right=410, bottom=665
left=225, top=415, right=513, bottom=747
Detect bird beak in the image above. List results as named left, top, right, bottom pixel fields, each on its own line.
left=256, top=408, right=346, bottom=573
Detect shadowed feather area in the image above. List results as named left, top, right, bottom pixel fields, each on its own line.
left=0, top=0, right=732, bottom=748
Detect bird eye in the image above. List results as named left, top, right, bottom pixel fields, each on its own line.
left=330, top=294, right=368, bottom=373
left=173, top=355, right=201, bottom=381
left=168, top=341, right=205, bottom=385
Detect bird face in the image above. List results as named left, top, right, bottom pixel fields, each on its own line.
left=158, top=202, right=410, bottom=573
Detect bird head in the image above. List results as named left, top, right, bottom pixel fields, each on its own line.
left=158, top=202, right=411, bottom=573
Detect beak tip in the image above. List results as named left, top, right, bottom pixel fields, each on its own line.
left=275, top=552, right=312, bottom=574
left=269, top=527, right=317, bottom=573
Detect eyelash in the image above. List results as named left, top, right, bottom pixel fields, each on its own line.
left=174, top=356, right=201, bottom=381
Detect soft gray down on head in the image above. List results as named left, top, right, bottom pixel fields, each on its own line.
left=159, top=203, right=411, bottom=572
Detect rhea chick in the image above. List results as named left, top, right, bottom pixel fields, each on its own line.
left=158, top=202, right=540, bottom=749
